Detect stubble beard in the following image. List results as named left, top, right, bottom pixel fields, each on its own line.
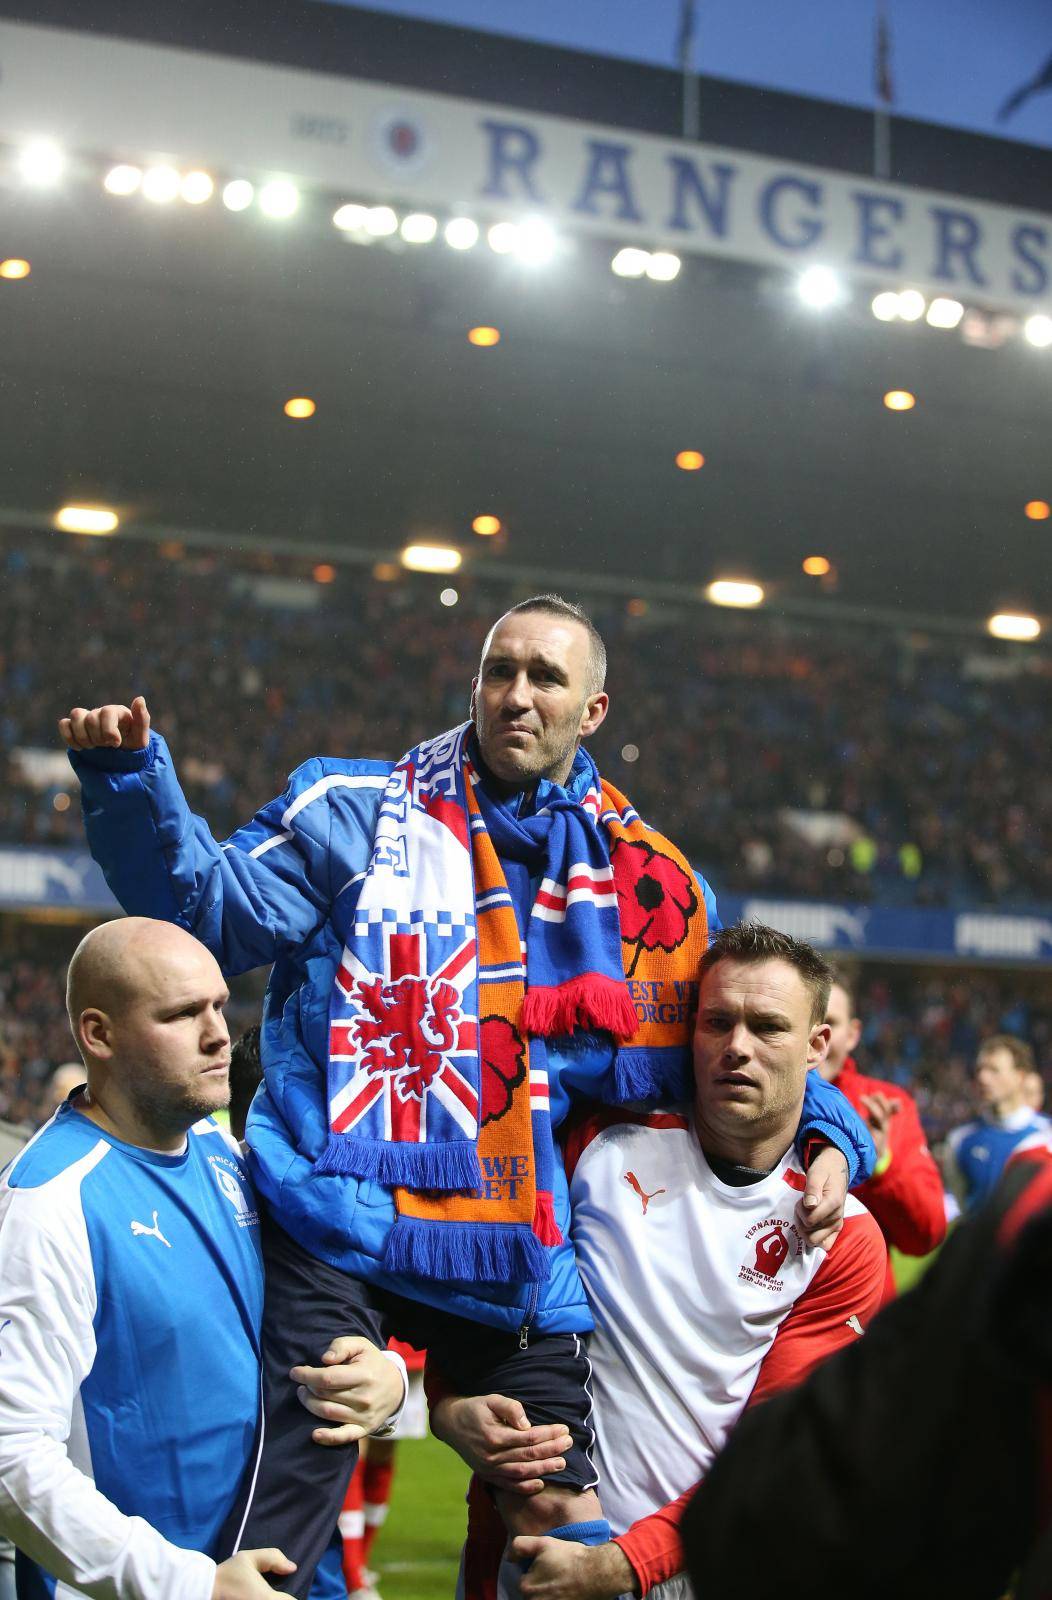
left=126, top=1072, right=230, bottom=1142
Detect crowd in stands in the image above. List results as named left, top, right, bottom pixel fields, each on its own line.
left=4, top=532, right=1052, bottom=908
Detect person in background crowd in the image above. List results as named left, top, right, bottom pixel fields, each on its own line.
left=44, top=1063, right=84, bottom=1114
left=820, top=972, right=946, bottom=1298
left=944, top=1034, right=1051, bottom=1209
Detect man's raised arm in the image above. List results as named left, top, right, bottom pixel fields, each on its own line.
left=59, top=696, right=364, bottom=975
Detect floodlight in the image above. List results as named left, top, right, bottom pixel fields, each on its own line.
left=988, top=613, right=1040, bottom=641
left=444, top=217, right=479, bottom=250
left=926, top=297, right=964, bottom=329
left=362, top=205, right=398, bottom=236
left=222, top=180, right=254, bottom=212
left=611, top=248, right=649, bottom=278
left=142, top=165, right=180, bottom=204
left=797, top=265, right=841, bottom=308
left=646, top=251, right=681, bottom=282
left=259, top=181, right=299, bottom=219
left=18, top=141, right=64, bottom=186
left=401, top=213, right=438, bottom=244
left=104, top=165, right=142, bottom=197
left=896, top=289, right=926, bottom=321
left=1024, top=314, right=1052, bottom=349
left=706, top=580, right=764, bottom=608
left=401, top=544, right=462, bottom=573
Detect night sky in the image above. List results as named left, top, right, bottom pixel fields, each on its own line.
left=322, top=0, right=1052, bottom=151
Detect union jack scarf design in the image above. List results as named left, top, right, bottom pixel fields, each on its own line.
left=316, top=723, right=707, bottom=1283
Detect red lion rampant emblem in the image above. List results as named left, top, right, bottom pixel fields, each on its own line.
left=350, top=976, right=462, bottom=1103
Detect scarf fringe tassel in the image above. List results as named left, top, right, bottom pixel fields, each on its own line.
left=521, top=973, right=638, bottom=1043
left=608, top=1045, right=692, bottom=1106
left=314, top=1133, right=482, bottom=1192
left=383, top=1216, right=553, bottom=1283
left=532, top=1189, right=563, bottom=1247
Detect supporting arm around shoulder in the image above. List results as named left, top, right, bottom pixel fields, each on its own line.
left=797, top=1070, right=877, bottom=1187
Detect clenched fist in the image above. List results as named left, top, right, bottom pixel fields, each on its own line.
left=59, top=696, right=152, bottom=751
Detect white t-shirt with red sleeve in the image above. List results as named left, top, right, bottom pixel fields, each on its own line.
left=563, top=1108, right=887, bottom=1594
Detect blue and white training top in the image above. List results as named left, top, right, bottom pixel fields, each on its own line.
left=945, top=1106, right=1052, bottom=1209
left=0, top=1101, right=264, bottom=1600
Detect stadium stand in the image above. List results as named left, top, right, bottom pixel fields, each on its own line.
left=4, top=530, right=1052, bottom=909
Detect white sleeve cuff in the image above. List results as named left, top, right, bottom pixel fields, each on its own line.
left=368, top=1350, right=409, bottom=1439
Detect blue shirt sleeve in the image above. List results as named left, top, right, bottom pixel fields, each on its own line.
left=694, top=872, right=721, bottom=933
left=796, top=1071, right=876, bottom=1187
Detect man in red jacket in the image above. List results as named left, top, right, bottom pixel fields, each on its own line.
left=820, top=973, right=946, bottom=1299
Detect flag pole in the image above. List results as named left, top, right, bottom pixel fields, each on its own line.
left=873, top=0, right=893, bottom=179
left=679, top=0, right=700, bottom=142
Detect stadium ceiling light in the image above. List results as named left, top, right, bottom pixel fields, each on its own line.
left=988, top=612, right=1041, bottom=642
left=1024, top=314, right=1052, bottom=348
left=55, top=505, right=119, bottom=535
left=259, top=180, right=300, bottom=219
left=363, top=204, right=398, bottom=236
left=284, top=397, right=316, bottom=419
left=439, top=587, right=459, bottom=606
left=472, top=515, right=502, bottom=536
left=103, top=164, right=142, bottom=197
left=646, top=251, right=682, bottom=282
left=871, top=290, right=899, bottom=321
left=706, top=579, right=765, bottom=608
left=180, top=170, right=214, bottom=205
left=487, top=221, right=518, bottom=255
left=1024, top=500, right=1051, bottom=521
left=675, top=450, right=705, bottom=471
left=796, top=265, right=842, bottom=309
left=467, top=326, right=501, bottom=347
left=516, top=217, right=557, bottom=265
left=802, top=555, right=831, bottom=576
left=926, top=296, right=964, bottom=329
left=400, top=212, right=438, bottom=244
left=444, top=217, right=479, bottom=250
left=883, top=389, right=916, bottom=411
left=895, top=288, right=926, bottom=321
left=18, top=140, right=64, bottom=186
left=401, top=544, right=462, bottom=573
left=333, top=203, right=369, bottom=231
left=142, top=164, right=181, bottom=204
left=0, top=258, right=30, bottom=280
left=222, top=179, right=254, bottom=212
left=312, top=563, right=336, bottom=584
left=611, top=247, right=650, bottom=278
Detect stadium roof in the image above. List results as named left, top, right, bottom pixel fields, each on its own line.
left=1, top=0, right=1051, bottom=628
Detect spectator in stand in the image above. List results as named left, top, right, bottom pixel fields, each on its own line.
left=820, top=972, right=946, bottom=1298
left=44, top=1062, right=84, bottom=1114
left=945, top=1035, right=1051, bottom=1210
left=1023, top=1068, right=1047, bottom=1115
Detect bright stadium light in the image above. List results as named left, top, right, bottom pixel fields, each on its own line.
left=0, top=259, right=31, bottom=280
left=18, top=140, right=64, bottom=186
left=333, top=203, right=369, bottom=231
left=55, top=505, right=119, bottom=536
left=439, top=587, right=459, bottom=606
left=400, top=212, right=438, bottom=244
left=180, top=170, right=214, bottom=205
left=444, top=217, right=479, bottom=250
left=896, top=288, right=926, bottom=321
left=363, top=205, right=398, bottom=236
left=487, top=221, right=518, bottom=255
left=401, top=544, right=462, bottom=574
left=988, top=612, right=1041, bottom=642
left=516, top=217, right=556, bottom=265
left=142, top=165, right=181, bottom=204
left=883, top=389, right=916, bottom=411
left=1024, top=314, right=1052, bottom=348
left=796, top=265, right=842, bottom=309
left=871, top=290, right=899, bottom=321
left=103, top=164, right=142, bottom=197
left=926, top=296, right=964, bottom=329
left=259, top=180, right=299, bottom=219
left=222, top=179, right=254, bottom=212
left=611, top=248, right=650, bottom=278
left=646, top=251, right=681, bottom=282
left=706, top=579, right=765, bottom=608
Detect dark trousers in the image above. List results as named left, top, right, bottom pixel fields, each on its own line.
left=219, top=1218, right=387, bottom=1597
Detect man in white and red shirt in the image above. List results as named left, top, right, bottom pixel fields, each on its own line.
left=434, top=922, right=886, bottom=1599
